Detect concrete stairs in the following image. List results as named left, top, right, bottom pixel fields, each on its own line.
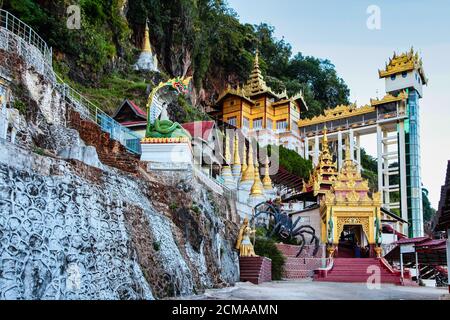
left=239, top=257, right=272, bottom=285
left=314, top=258, right=403, bottom=284
left=276, top=244, right=325, bottom=280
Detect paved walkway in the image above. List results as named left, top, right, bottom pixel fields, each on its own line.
left=185, top=280, right=447, bottom=300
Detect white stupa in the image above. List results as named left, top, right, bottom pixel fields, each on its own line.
left=134, top=19, right=159, bottom=72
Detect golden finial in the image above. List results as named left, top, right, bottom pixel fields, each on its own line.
left=142, top=19, right=152, bottom=53
left=241, top=141, right=255, bottom=182
left=345, top=136, right=352, bottom=162
left=251, top=160, right=264, bottom=196
left=322, top=125, right=329, bottom=150
left=242, top=141, right=248, bottom=173
left=233, top=132, right=241, bottom=165
left=262, top=156, right=273, bottom=190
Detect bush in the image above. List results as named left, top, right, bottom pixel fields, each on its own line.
left=254, top=236, right=285, bottom=281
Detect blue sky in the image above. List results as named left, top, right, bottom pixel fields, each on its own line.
left=228, top=0, right=450, bottom=208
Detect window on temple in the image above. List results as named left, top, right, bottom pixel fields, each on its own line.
left=391, top=74, right=396, bottom=80
left=276, top=119, right=288, bottom=130
left=243, top=117, right=250, bottom=128
left=227, top=116, right=237, bottom=127
left=253, top=118, right=263, bottom=130
left=266, top=118, right=273, bottom=130
left=402, top=71, right=407, bottom=78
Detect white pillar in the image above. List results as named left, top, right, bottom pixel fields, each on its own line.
left=356, top=134, right=361, bottom=173
left=398, top=121, right=409, bottom=235
left=349, top=129, right=355, bottom=161
left=383, top=131, right=390, bottom=207
left=314, top=134, right=319, bottom=166
left=377, top=125, right=384, bottom=204
left=337, top=130, right=343, bottom=170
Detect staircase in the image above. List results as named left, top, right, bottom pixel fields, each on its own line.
left=314, top=258, right=403, bottom=284
left=0, top=9, right=142, bottom=155
left=239, top=257, right=272, bottom=285
left=276, top=244, right=325, bottom=280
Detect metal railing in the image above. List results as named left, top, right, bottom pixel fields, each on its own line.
left=0, top=9, right=142, bottom=155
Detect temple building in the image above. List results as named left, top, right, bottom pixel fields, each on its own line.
left=134, top=19, right=159, bottom=72
left=209, top=51, right=308, bottom=155
left=297, top=48, right=427, bottom=238
left=286, top=129, right=406, bottom=257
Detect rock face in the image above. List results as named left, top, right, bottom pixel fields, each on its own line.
left=0, top=50, right=239, bottom=300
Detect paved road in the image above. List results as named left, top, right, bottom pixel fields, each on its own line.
left=184, top=279, right=447, bottom=300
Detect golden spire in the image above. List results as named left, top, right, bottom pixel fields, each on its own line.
left=251, top=160, right=264, bottom=196
left=142, top=19, right=152, bottom=53
left=243, top=50, right=270, bottom=96
left=241, top=141, right=255, bottom=182
left=233, top=132, right=241, bottom=165
left=345, top=136, right=352, bottom=162
left=242, top=141, right=248, bottom=173
left=322, top=125, right=329, bottom=152
left=262, top=156, right=273, bottom=190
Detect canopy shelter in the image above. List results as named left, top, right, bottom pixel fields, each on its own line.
left=383, top=237, right=448, bottom=285
left=385, top=237, right=447, bottom=266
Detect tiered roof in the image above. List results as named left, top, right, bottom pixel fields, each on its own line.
left=379, top=47, right=428, bottom=84
left=322, top=139, right=381, bottom=208
left=302, top=127, right=339, bottom=196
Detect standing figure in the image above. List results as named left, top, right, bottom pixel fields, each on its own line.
left=235, top=217, right=257, bottom=257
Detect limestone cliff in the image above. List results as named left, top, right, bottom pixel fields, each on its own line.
left=0, top=49, right=239, bottom=300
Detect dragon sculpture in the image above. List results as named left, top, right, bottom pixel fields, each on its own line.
left=252, top=201, right=320, bottom=257
left=144, top=77, right=192, bottom=139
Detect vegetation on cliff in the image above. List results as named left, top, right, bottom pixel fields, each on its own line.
left=3, top=0, right=349, bottom=116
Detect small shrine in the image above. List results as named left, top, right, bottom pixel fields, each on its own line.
left=320, top=139, right=383, bottom=258
left=134, top=19, right=159, bottom=72
left=140, top=77, right=193, bottom=166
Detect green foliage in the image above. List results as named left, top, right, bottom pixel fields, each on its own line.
left=152, top=241, right=161, bottom=251
left=5, top=0, right=350, bottom=117
left=32, top=146, right=45, bottom=156
left=13, top=99, right=26, bottom=115
left=360, top=148, right=378, bottom=192
left=268, top=145, right=312, bottom=180
left=190, top=204, right=200, bottom=214
left=254, top=236, right=285, bottom=281
left=169, top=202, right=178, bottom=211
left=422, top=188, right=436, bottom=223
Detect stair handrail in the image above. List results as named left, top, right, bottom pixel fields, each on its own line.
left=0, top=9, right=142, bottom=155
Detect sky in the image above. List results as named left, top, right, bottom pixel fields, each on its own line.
left=227, top=0, right=450, bottom=208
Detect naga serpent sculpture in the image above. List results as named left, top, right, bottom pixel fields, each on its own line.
left=144, top=77, right=192, bottom=139
left=251, top=201, right=320, bottom=257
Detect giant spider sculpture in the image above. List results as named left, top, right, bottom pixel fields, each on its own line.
left=251, top=201, right=320, bottom=257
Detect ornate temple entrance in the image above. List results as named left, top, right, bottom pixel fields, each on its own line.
left=338, top=225, right=369, bottom=258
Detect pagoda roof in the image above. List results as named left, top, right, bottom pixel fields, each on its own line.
left=322, top=137, right=381, bottom=208
left=379, top=47, right=428, bottom=85
left=370, top=91, right=408, bottom=106
left=242, top=51, right=280, bottom=99
left=298, top=103, right=374, bottom=127
left=301, top=127, right=339, bottom=197
left=215, top=86, right=255, bottom=106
